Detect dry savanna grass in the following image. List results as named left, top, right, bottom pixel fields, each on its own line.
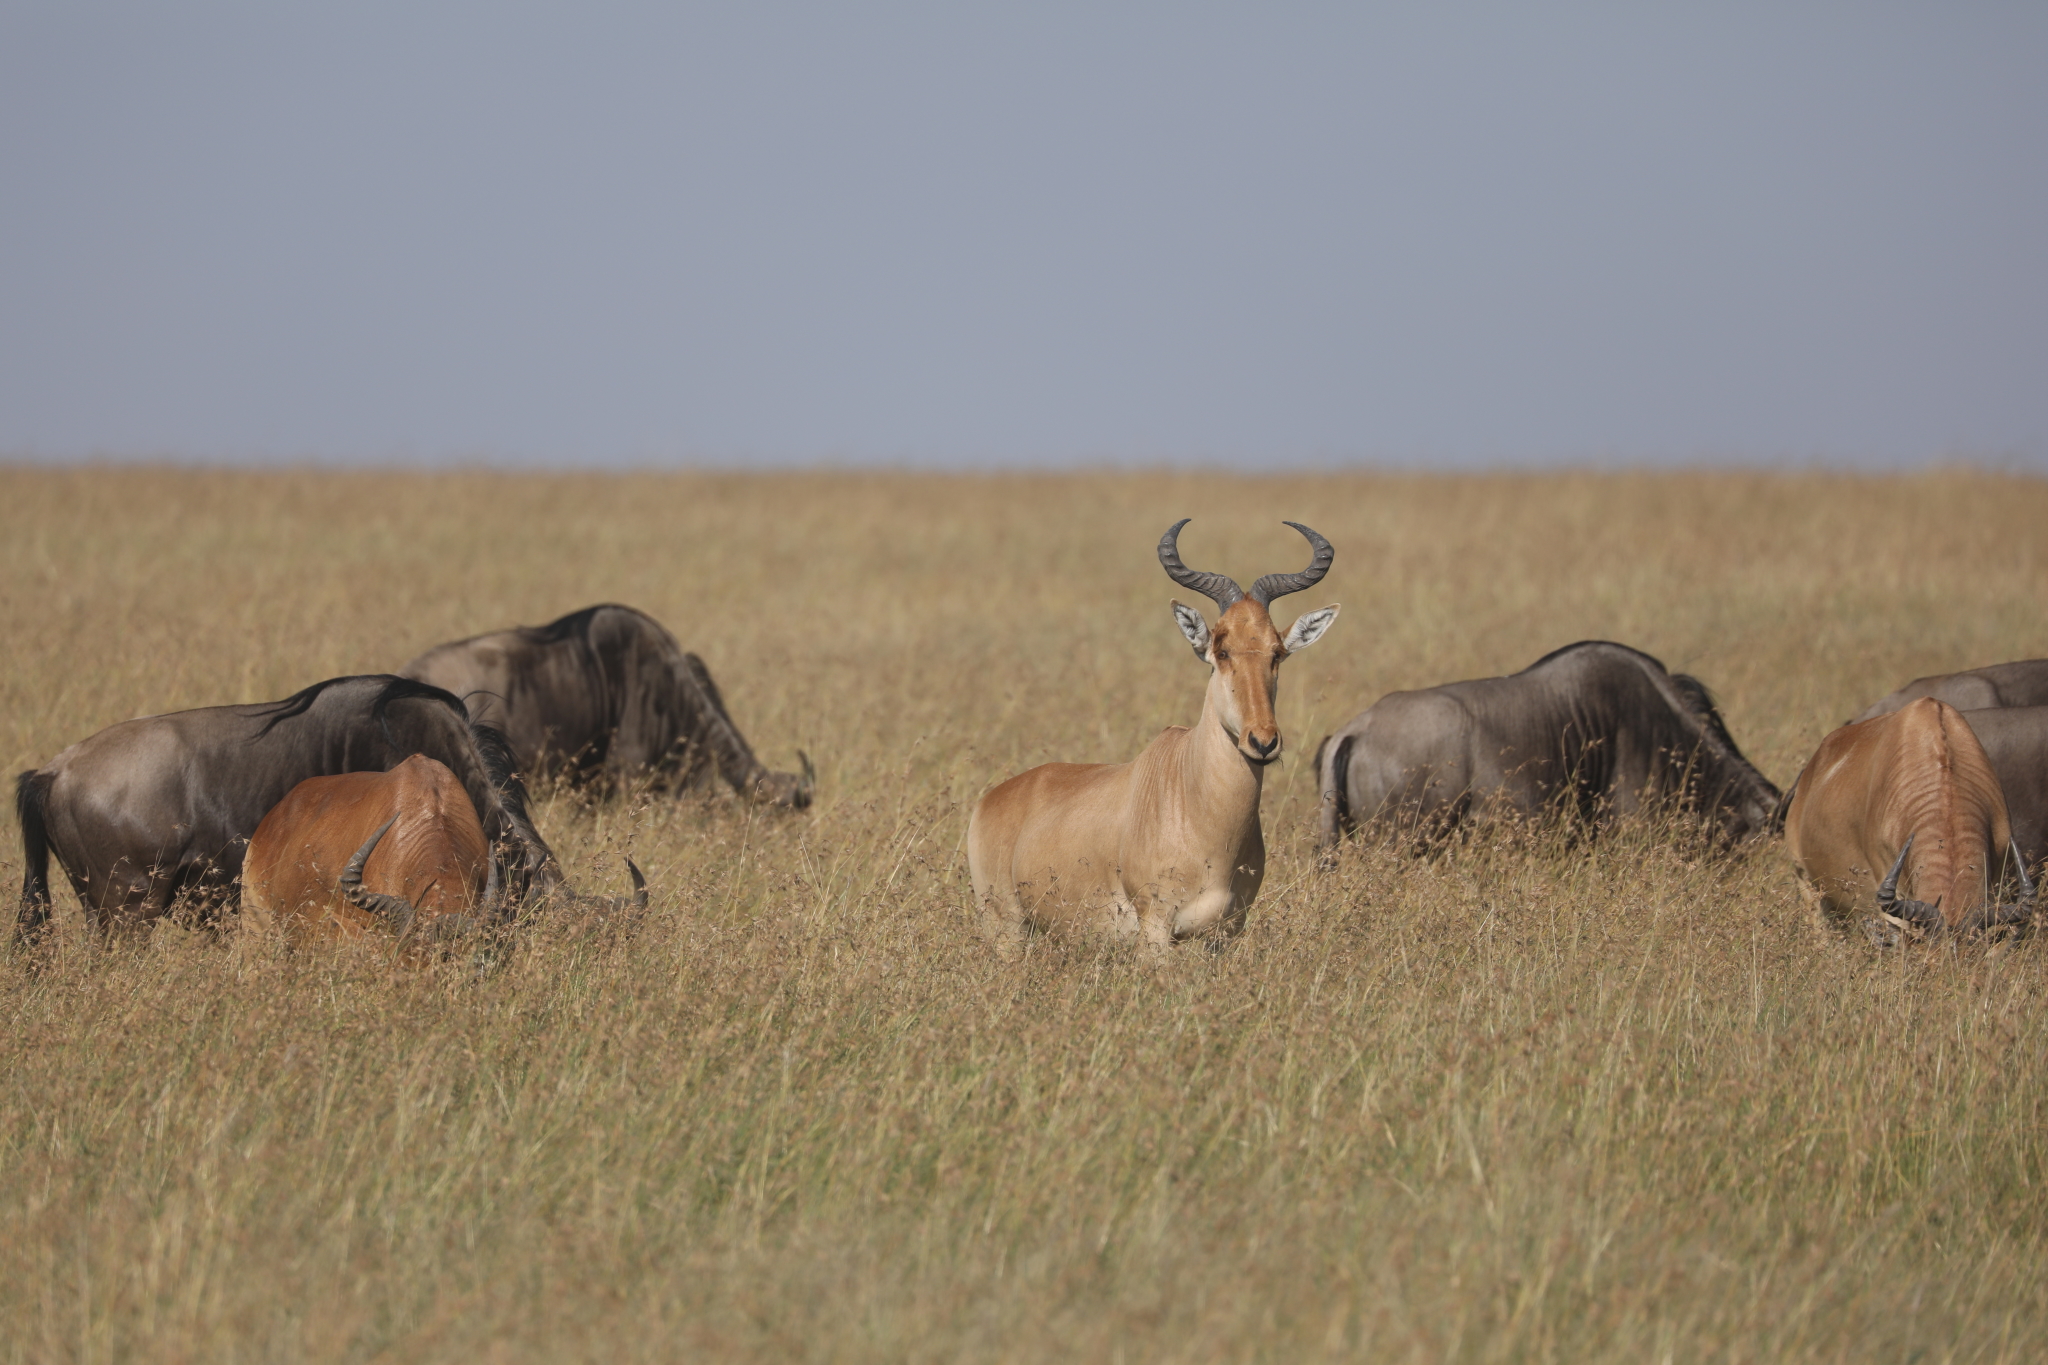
left=5, top=465, right=2048, bottom=1362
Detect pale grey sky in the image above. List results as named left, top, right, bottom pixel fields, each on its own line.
left=2, top=3, right=2043, bottom=468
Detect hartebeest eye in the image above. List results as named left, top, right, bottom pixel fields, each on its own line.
left=1214, top=650, right=1230, bottom=663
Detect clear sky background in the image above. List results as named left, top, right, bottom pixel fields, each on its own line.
left=2, top=3, right=2043, bottom=470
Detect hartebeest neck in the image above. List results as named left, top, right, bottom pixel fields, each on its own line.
left=1174, top=679, right=1269, bottom=838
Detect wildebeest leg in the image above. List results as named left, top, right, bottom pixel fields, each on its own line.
left=93, top=859, right=175, bottom=939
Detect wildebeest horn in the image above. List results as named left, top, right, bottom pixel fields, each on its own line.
left=1875, top=835, right=1913, bottom=913
left=625, top=857, right=648, bottom=912
left=1158, top=519, right=1244, bottom=610
left=1957, top=841, right=2043, bottom=936
left=1249, top=521, right=1334, bottom=606
left=337, top=816, right=417, bottom=938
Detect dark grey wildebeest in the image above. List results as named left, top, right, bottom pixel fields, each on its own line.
left=1314, top=641, right=1781, bottom=852
left=1854, top=659, right=2048, bottom=722
left=400, top=604, right=812, bottom=807
left=16, top=676, right=562, bottom=939
left=1947, top=705, right=2048, bottom=880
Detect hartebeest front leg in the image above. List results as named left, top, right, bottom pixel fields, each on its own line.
left=1124, top=883, right=1182, bottom=956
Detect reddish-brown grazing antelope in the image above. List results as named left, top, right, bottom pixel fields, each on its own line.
left=968, top=520, right=1339, bottom=954
left=242, top=754, right=501, bottom=948
left=1783, top=697, right=2035, bottom=941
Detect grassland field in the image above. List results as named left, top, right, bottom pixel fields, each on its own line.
left=5, top=465, right=2048, bottom=1362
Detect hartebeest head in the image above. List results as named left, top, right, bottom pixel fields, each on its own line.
left=1159, top=519, right=1340, bottom=764
left=1876, top=833, right=2039, bottom=939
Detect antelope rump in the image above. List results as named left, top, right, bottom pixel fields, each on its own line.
left=1782, top=697, right=2035, bottom=940
left=241, top=755, right=501, bottom=949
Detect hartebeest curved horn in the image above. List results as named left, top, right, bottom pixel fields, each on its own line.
left=625, top=857, right=648, bottom=912
left=1158, top=519, right=1245, bottom=610
left=337, top=816, right=418, bottom=938
left=2013, top=840, right=2037, bottom=908
left=1875, top=835, right=1913, bottom=913
left=1248, top=521, right=1335, bottom=606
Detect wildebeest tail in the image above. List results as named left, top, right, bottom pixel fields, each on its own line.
left=16, top=770, right=54, bottom=937
left=1317, top=733, right=1355, bottom=851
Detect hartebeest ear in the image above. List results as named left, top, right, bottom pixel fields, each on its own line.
left=1170, top=600, right=1211, bottom=659
left=1283, top=604, right=1340, bottom=652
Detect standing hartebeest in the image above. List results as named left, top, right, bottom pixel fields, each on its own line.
left=967, top=520, right=1339, bottom=954
left=1783, top=697, right=2035, bottom=939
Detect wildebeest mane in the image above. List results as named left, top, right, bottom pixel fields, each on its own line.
left=512, top=603, right=614, bottom=649
left=467, top=720, right=533, bottom=820
left=254, top=675, right=469, bottom=744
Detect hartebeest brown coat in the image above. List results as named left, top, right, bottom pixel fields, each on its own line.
left=967, top=521, right=1338, bottom=954
left=242, top=754, right=494, bottom=946
left=1783, top=698, right=2033, bottom=936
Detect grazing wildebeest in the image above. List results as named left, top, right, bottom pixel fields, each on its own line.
left=1313, top=641, right=1781, bottom=851
left=243, top=754, right=647, bottom=951
left=401, top=604, right=812, bottom=808
left=967, top=520, right=1339, bottom=954
left=1783, top=698, right=2034, bottom=938
left=1854, top=659, right=2048, bottom=721
left=1940, top=705, right=2048, bottom=879
left=16, top=676, right=562, bottom=939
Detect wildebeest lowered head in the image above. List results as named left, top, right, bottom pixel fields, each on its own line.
left=1314, top=640, right=1782, bottom=852
left=401, top=604, right=812, bottom=809
left=16, top=675, right=563, bottom=940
